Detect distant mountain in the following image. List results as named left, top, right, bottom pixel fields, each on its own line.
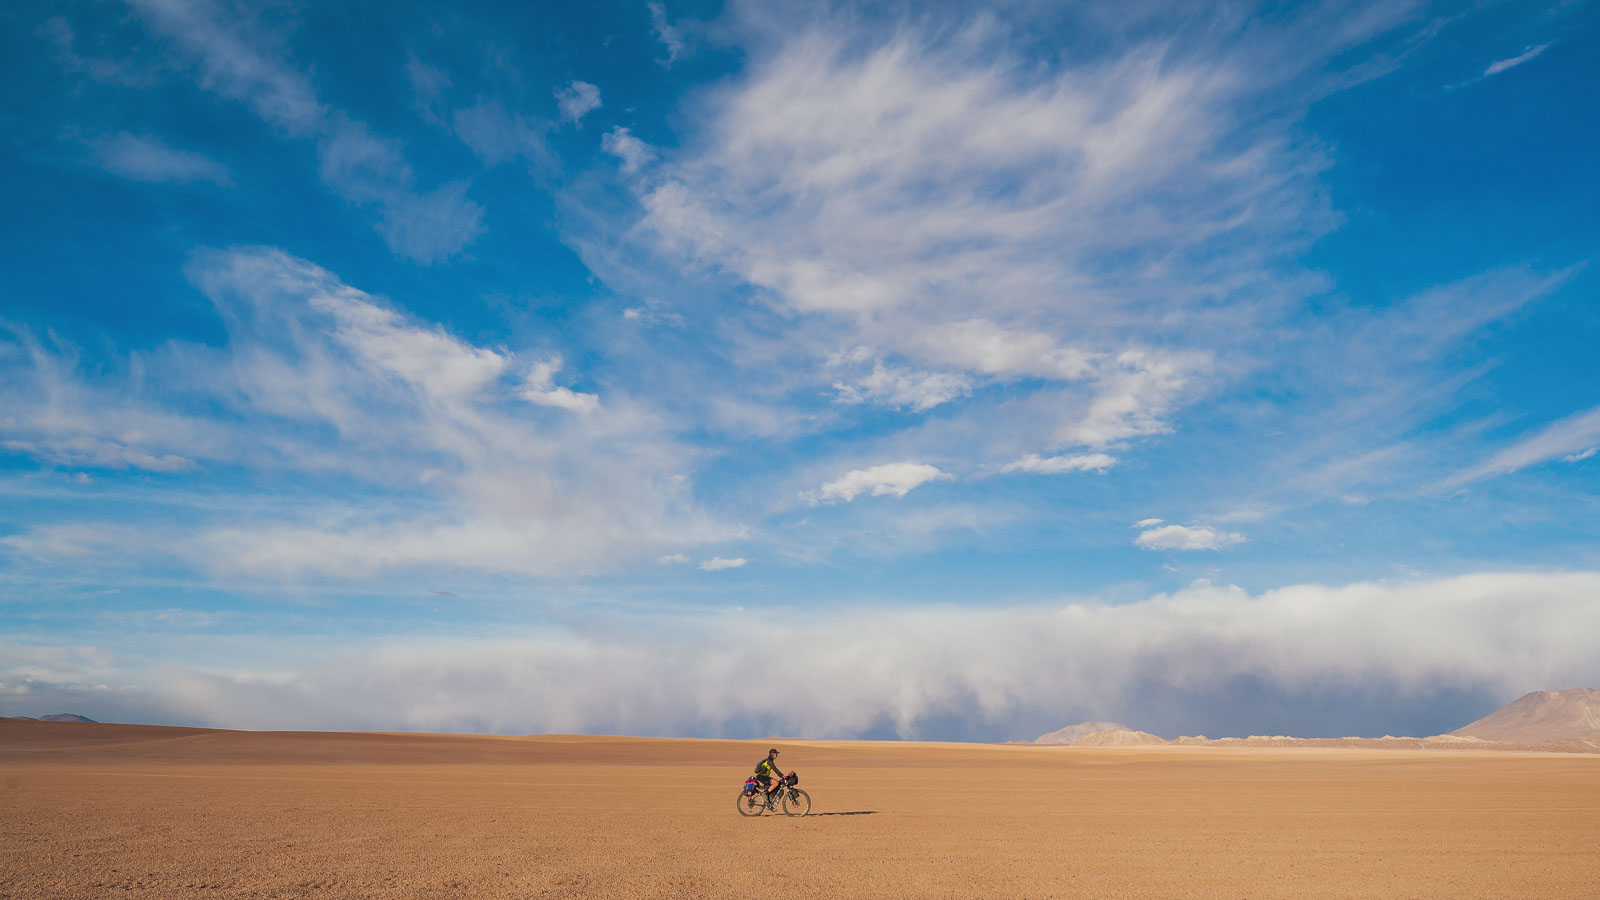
left=1452, top=689, right=1600, bottom=744
left=33, top=713, right=98, bottom=723
left=1073, top=728, right=1168, bottom=746
left=1029, top=689, right=1600, bottom=753
left=1033, top=721, right=1129, bottom=745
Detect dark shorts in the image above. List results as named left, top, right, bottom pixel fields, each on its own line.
left=755, top=774, right=773, bottom=788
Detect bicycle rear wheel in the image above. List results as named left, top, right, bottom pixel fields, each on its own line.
left=735, top=789, right=766, bottom=817
left=782, top=788, right=811, bottom=817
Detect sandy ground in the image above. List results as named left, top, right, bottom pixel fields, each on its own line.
left=3, top=720, right=1598, bottom=898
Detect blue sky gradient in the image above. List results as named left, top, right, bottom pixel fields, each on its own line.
left=2, top=0, right=1597, bottom=740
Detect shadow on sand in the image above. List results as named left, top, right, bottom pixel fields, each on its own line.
left=811, top=810, right=877, bottom=816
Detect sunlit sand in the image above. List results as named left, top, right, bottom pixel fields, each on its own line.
left=4, top=719, right=1598, bottom=897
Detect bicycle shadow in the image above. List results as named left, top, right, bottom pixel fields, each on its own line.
left=811, top=810, right=877, bottom=816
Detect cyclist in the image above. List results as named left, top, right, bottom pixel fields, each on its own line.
left=753, top=748, right=787, bottom=804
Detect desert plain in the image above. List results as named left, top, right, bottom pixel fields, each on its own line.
left=3, top=719, right=1598, bottom=898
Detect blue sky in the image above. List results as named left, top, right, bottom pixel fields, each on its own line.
left=2, top=0, right=1597, bottom=741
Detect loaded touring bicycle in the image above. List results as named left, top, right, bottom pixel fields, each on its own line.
left=737, top=771, right=810, bottom=817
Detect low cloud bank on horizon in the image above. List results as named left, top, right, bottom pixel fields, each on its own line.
left=7, top=572, right=1597, bottom=742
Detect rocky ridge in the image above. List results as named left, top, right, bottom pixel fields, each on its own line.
left=1034, top=689, right=1600, bottom=753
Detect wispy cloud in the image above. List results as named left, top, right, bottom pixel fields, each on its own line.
left=0, top=438, right=194, bottom=473
left=1135, top=523, right=1246, bottom=551
left=521, top=357, right=600, bottom=413
left=404, top=54, right=450, bottom=125
left=647, top=2, right=685, bottom=66
left=555, top=80, right=602, bottom=123
left=829, top=350, right=972, bottom=411
left=551, top=8, right=1581, bottom=551
left=41, top=16, right=161, bottom=86
left=0, top=329, right=227, bottom=476
left=1213, top=266, right=1578, bottom=512
left=376, top=182, right=486, bottom=265
left=1483, top=43, right=1550, bottom=78
left=601, top=126, right=654, bottom=175
left=698, top=556, right=746, bottom=571
left=1446, top=42, right=1554, bottom=91
left=0, top=247, right=733, bottom=578
left=1453, top=404, right=1600, bottom=484
left=1000, top=453, right=1117, bottom=475
left=126, top=0, right=482, bottom=263
left=809, top=463, right=950, bottom=504
left=604, top=17, right=1311, bottom=483
left=92, top=132, right=230, bottom=185
left=124, top=0, right=325, bottom=133
left=454, top=100, right=553, bottom=168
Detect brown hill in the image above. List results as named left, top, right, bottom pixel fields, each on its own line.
left=1452, top=688, right=1600, bottom=743
left=1073, top=728, right=1168, bottom=746
left=1033, top=721, right=1129, bottom=745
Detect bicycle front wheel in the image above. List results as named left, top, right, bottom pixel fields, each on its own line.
left=782, top=788, right=811, bottom=817
left=735, top=789, right=766, bottom=817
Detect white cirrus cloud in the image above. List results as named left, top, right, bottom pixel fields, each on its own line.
left=520, top=357, right=600, bottom=413
left=811, top=462, right=950, bottom=504
left=602, top=126, right=655, bottom=175
left=92, top=132, right=230, bottom=185
left=1058, top=350, right=1208, bottom=448
left=554, top=80, right=601, bottom=123
left=647, top=1, right=684, bottom=65
left=404, top=55, right=449, bottom=122
left=0, top=247, right=733, bottom=578
left=912, top=320, right=1096, bottom=382
left=630, top=23, right=1309, bottom=338
left=376, top=181, right=487, bottom=266
left=127, top=0, right=483, bottom=263
left=0, top=438, right=194, bottom=473
left=699, top=556, right=746, bottom=571
left=830, top=355, right=972, bottom=412
left=1001, top=453, right=1118, bottom=475
left=1135, top=523, right=1246, bottom=551
left=452, top=100, right=553, bottom=169
left=607, top=19, right=1308, bottom=471
left=1483, top=43, right=1550, bottom=78
left=124, top=0, right=325, bottom=135
left=1452, top=404, right=1600, bottom=485
left=311, top=284, right=508, bottom=401
left=657, top=553, right=689, bottom=564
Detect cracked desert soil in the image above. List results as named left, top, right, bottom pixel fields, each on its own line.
left=2, top=720, right=1597, bottom=898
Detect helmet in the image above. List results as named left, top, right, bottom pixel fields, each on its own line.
left=768, top=748, right=779, bottom=755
